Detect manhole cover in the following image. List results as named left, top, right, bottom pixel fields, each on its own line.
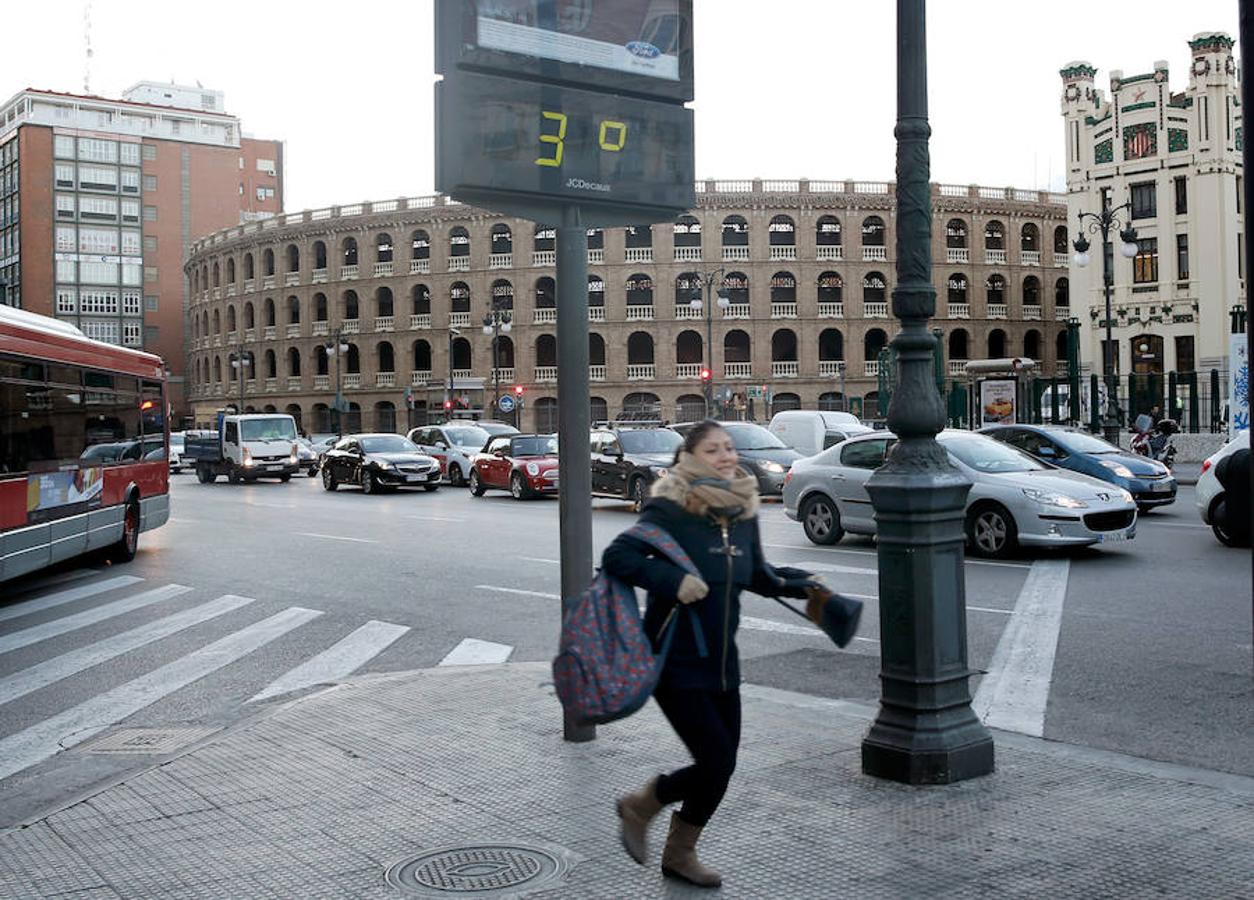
left=385, top=842, right=576, bottom=898
left=79, top=727, right=218, bottom=755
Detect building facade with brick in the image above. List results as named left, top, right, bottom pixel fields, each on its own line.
left=183, top=179, right=1069, bottom=433
left=0, top=83, right=283, bottom=415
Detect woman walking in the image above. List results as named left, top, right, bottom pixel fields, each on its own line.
left=602, top=420, right=816, bottom=888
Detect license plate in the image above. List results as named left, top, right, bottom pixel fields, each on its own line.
left=1101, top=529, right=1132, bottom=542
left=1152, top=482, right=1173, bottom=493
left=265, top=465, right=282, bottom=471
left=405, top=474, right=422, bottom=483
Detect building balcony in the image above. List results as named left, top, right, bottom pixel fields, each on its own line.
left=262, top=276, right=275, bottom=289
left=587, top=306, right=606, bottom=323
left=627, top=364, right=656, bottom=380
left=375, top=316, right=394, bottom=332
left=587, top=249, right=604, bottom=264
left=1055, top=306, right=1073, bottom=321
left=769, top=245, right=797, bottom=261
left=1021, top=250, right=1041, bottom=266
left=286, top=324, right=301, bottom=338
left=818, top=360, right=846, bottom=376
left=261, top=327, right=275, bottom=341
left=864, top=361, right=880, bottom=377
left=488, top=253, right=512, bottom=269
left=988, top=303, right=1008, bottom=319
left=227, top=330, right=238, bottom=343
left=948, top=360, right=969, bottom=376
left=625, top=305, right=655, bottom=321
left=214, top=384, right=225, bottom=396
left=314, top=375, right=331, bottom=390
left=534, top=308, right=557, bottom=324
left=724, top=362, right=752, bottom=379
left=245, top=378, right=257, bottom=393
left=491, top=368, right=515, bottom=384
left=410, top=313, right=431, bottom=329
left=411, top=370, right=431, bottom=386
left=1023, top=305, right=1042, bottom=320
left=948, top=302, right=970, bottom=319
left=340, top=265, right=359, bottom=280
left=243, top=328, right=257, bottom=342
left=676, top=363, right=702, bottom=379
left=772, top=360, right=799, bottom=377
left=589, top=365, right=606, bottom=381
left=1055, top=254, right=1068, bottom=268
left=770, top=302, right=798, bottom=318
left=817, top=302, right=844, bottom=318
left=816, top=245, right=843, bottom=262
left=625, top=247, right=653, bottom=263
left=535, top=366, right=558, bottom=382
left=312, top=268, right=328, bottom=283
left=985, top=249, right=1007, bottom=264
left=212, top=335, right=223, bottom=346
left=285, top=272, right=300, bottom=286
left=244, top=278, right=256, bottom=292
left=723, top=303, right=751, bottom=319
left=674, top=305, right=702, bottom=320
left=261, top=378, right=276, bottom=392
left=449, top=312, right=470, bottom=327
left=862, top=246, right=887, bottom=262
left=452, top=368, right=473, bottom=380
left=312, top=321, right=329, bottom=336
left=946, top=247, right=970, bottom=264
left=448, top=257, right=469, bottom=273
left=343, top=373, right=362, bottom=389
left=373, top=261, right=393, bottom=278
left=864, top=302, right=889, bottom=318
left=212, top=288, right=222, bottom=300
left=226, top=284, right=237, bottom=297
left=722, top=246, right=750, bottom=261
left=410, top=259, right=431, bottom=275
left=376, top=372, right=396, bottom=388
left=674, top=246, right=702, bottom=262
left=342, top=319, right=361, bottom=334
left=532, top=250, right=555, bottom=267
left=287, top=377, right=302, bottom=391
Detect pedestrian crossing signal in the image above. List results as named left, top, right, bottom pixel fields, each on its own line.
left=700, top=368, right=711, bottom=382
left=443, top=400, right=453, bottom=410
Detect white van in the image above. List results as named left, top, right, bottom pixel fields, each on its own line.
left=768, top=410, right=873, bottom=457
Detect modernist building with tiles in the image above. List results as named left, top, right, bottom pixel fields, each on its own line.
left=183, top=179, right=1070, bottom=433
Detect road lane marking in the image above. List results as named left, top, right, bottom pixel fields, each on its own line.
left=0, top=585, right=193, bottom=656
left=967, top=606, right=1013, bottom=615
left=0, top=594, right=256, bottom=706
left=405, top=515, right=466, bottom=523
left=741, top=615, right=878, bottom=644
left=973, top=558, right=1070, bottom=737
left=0, top=606, right=323, bottom=780
left=1142, top=521, right=1208, bottom=529
left=476, top=585, right=559, bottom=599
left=762, top=543, right=1032, bottom=569
left=789, top=560, right=879, bottom=577
left=0, top=576, right=143, bottom=624
left=295, top=532, right=376, bottom=544
left=439, top=638, right=513, bottom=666
left=250, top=619, right=410, bottom=702
left=519, top=557, right=562, bottom=565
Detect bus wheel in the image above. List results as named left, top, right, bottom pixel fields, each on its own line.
left=109, top=500, right=141, bottom=563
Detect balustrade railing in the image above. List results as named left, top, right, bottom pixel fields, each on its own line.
left=340, top=265, right=359, bottom=280
left=343, top=373, right=362, bottom=389
left=946, top=247, right=970, bottom=264
left=864, top=302, right=889, bottom=317
left=770, top=302, right=797, bottom=318
left=816, top=245, right=843, bottom=261
left=535, top=366, right=558, bottom=382
left=410, top=259, right=430, bottom=275
left=448, top=256, right=469, bottom=272
left=817, top=302, right=844, bottom=318
left=410, top=313, right=431, bottom=329
left=488, top=253, right=512, bottom=269
left=625, top=305, right=654, bottom=321
left=862, top=246, right=887, bottom=261
left=723, top=304, right=751, bottom=318
left=772, top=360, right=799, bottom=377
left=625, top=247, right=653, bottom=263
left=627, top=364, right=656, bottom=380
left=674, top=246, right=702, bottom=262
left=376, top=372, right=396, bottom=388
left=533, top=308, right=557, bottom=324
left=724, top=362, right=752, bottom=378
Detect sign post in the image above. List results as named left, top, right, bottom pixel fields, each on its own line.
left=436, top=0, right=695, bottom=742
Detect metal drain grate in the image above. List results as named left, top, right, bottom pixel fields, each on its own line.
left=385, top=842, right=576, bottom=897
left=79, top=727, right=218, bottom=755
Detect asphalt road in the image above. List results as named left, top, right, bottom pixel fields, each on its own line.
left=0, top=471, right=1249, bottom=827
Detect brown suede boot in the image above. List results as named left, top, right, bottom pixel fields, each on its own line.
left=616, top=777, right=664, bottom=864
left=660, top=812, right=722, bottom=888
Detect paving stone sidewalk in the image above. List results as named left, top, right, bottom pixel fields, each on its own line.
left=1, top=663, right=1251, bottom=899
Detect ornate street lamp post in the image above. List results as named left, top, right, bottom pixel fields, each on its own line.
left=228, top=346, right=251, bottom=414
left=324, top=329, right=350, bottom=438
left=689, top=268, right=728, bottom=417
left=861, top=0, right=994, bottom=785
left=482, top=300, right=513, bottom=421
left=1071, top=199, right=1139, bottom=443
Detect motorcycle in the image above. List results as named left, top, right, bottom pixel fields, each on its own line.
left=1130, top=416, right=1178, bottom=469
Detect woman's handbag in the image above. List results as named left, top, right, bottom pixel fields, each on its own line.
left=770, top=585, right=863, bottom=648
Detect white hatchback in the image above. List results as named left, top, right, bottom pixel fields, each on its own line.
left=1196, top=430, right=1249, bottom=526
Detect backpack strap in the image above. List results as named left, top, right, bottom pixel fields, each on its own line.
left=624, top=522, right=708, bottom=658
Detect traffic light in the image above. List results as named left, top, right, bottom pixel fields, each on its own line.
left=700, top=368, right=712, bottom=384
left=514, top=385, right=524, bottom=395
left=443, top=399, right=453, bottom=411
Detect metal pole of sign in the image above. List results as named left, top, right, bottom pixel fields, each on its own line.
left=556, top=204, right=595, bottom=743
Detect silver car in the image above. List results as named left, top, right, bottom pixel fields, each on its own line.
left=783, top=429, right=1138, bottom=558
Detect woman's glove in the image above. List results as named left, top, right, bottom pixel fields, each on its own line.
left=677, top=574, right=709, bottom=604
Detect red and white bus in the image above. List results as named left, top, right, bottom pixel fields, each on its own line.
left=1, top=305, right=169, bottom=582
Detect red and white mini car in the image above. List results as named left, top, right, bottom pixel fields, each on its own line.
left=468, top=433, right=559, bottom=500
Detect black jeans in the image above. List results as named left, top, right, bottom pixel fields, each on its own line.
left=653, top=686, right=741, bottom=827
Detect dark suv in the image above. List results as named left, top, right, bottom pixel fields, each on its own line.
left=590, top=425, right=683, bottom=511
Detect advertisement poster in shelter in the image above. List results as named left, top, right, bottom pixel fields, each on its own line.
left=1230, top=333, right=1249, bottom=437
left=980, top=379, right=1017, bottom=427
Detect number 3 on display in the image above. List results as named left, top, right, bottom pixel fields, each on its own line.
left=534, top=110, right=628, bottom=167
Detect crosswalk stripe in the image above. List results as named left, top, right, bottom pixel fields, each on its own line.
left=789, top=560, right=879, bottom=577
left=439, top=638, right=513, bottom=666
left=0, top=576, right=144, bottom=624
left=0, top=584, right=192, bottom=656
left=249, top=620, right=409, bottom=702
left=0, top=594, right=256, bottom=706
left=0, top=606, right=322, bottom=781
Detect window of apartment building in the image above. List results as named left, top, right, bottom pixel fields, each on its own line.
left=80, top=260, right=118, bottom=284
left=1237, top=176, right=1243, bottom=214
left=122, top=263, right=142, bottom=286
left=256, top=158, right=276, bottom=176
left=239, top=157, right=244, bottom=170
left=79, top=226, right=120, bottom=254
left=77, top=138, right=117, bottom=163
left=1175, top=336, right=1195, bottom=372
left=238, top=183, right=244, bottom=196
left=122, top=321, right=142, bottom=347
left=81, top=289, right=119, bottom=314
left=1174, top=176, right=1187, bottom=214
left=144, top=294, right=158, bottom=312
left=142, top=174, right=157, bottom=192
left=55, top=287, right=76, bottom=314
left=1130, top=182, right=1156, bottom=220
left=119, top=143, right=140, bottom=166
left=121, top=230, right=141, bottom=256
left=143, top=266, right=158, bottom=283
left=121, top=200, right=140, bottom=224
left=78, top=165, right=118, bottom=192
left=1133, top=238, right=1158, bottom=283
left=141, top=144, right=156, bottom=161
left=55, top=194, right=75, bottom=219
left=79, top=196, right=118, bottom=221
left=82, top=320, right=120, bottom=344
left=143, top=325, right=159, bottom=346
left=122, top=290, right=141, bottom=315
left=120, top=170, right=140, bottom=193
left=55, top=259, right=76, bottom=281
left=54, top=163, right=74, bottom=188
left=1239, top=233, right=1245, bottom=279
left=142, top=205, right=157, bottom=222
left=55, top=225, right=76, bottom=252
left=54, top=135, right=75, bottom=159
left=1176, top=234, right=1189, bottom=280
left=142, top=235, right=157, bottom=252
left=255, top=186, right=275, bottom=201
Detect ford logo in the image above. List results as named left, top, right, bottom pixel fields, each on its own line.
left=626, top=40, right=661, bottom=59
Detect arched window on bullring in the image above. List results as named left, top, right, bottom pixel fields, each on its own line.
left=288, top=347, right=301, bottom=377
left=673, top=215, right=701, bottom=249
left=721, top=215, right=748, bottom=248
left=412, top=284, right=431, bottom=315
left=413, top=340, right=432, bottom=372
left=314, top=293, right=328, bottom=322
left=589, top=333, right=606, bottom=367
left=212, top=262, right=220, bottom=287
left=450, top=282, right=470, bottom=314
left=586, top=228, right=604, bottom=251
left=263, top=350, right=276, bottom=379
left=626, top=273, right=653, bottom=308
left=535, top=277, right=555, bottom=312
left=535, top=334, right=557, bottom=368
left=985, top=221, right=1005, bottom=250
left=988, top=329, right=1007, bottom=358
left=819, top=328, right=844, bottom=362
left=287, top=296, right=300, bottom=324
left=376, top=287, right=394, bottom=318
left=491, top=279, right=514, bottom=311
left=587, top=275, right=605, bottom=310
left=1024, top=329, right=1041, bottom=360
left=1021, top=223, right=1040, bottom=252
left=771, top=329, right=798, bottom=363
left=864, top=328, right=889, bottom=364
left=946, top=219, right=967, bottom=248
left=313, top=241, right=327, bottom=270
left=863, top=272, right=887, bottom=304
left=244, top=302, right=255, bottom=330
left=724, top=330, right=751, bottom=364
left=343, top=290, right=359, bottom=321
left=676, top=330, right=703, bottom=366
left=264, top=298, right=276, bottom=327
left=342, top=237, right=359, bottom=266
left=627, top=332, right=655, bottom=365
left=723, top=272, right=749, bottom=308
left=1023, top=276, right=1041, bottom=308
left=244, top=253, right=254, bottom=280
left=816, top=216, right=842, bottom=248
left=263, top=248, right=275, bottom=276
left=626, top=225, right=652, bottom=249
left=1055, top=278, right=1070, bottom=310
left=449, top=227, right=470, bottom=258
left=411, top=230, right=430, bottom=260
left=226, top=305, right=237, bottom=332
left=534, top=225, right=555, bottom=252
left=861, top=216, right=886, bottom=247
left=286, top=243, right=300, bottom=273
left=452, top=337, right=472, bottom=371
left=490, top=223, right=512, bottom=255
left=227, top=258, right=236, bottom=283
left=948, top=274, right=968, bottom=306
left=986, top=274, right=1006, bottom=305
left=768, top=215, right=795, bottom=248
left=376, top=233, right=393, bottom=263
left=949, top=328, right=970, bottom=362
left=378, top=341, right=395, bottom=373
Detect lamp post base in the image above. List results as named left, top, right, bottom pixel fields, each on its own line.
left=862, top=712, right=995, bottom=785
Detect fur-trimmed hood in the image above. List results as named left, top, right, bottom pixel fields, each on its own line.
left=650, top=467, right=760, bottom=521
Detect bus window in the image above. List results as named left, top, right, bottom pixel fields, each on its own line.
left=0, top=359, right=53, bottom=475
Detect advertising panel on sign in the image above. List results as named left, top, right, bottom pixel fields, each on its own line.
left=1229, top=333, right=1249, bottom=436
left=980, top=379, right=1018, bottom=427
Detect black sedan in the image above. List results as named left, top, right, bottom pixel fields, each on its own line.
left=321, top=434, right=442, bottom=494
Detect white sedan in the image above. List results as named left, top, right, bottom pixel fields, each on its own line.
left=783, top=429, right=1138, bottom=558
left=1196, top=430, right=1249, bottom=542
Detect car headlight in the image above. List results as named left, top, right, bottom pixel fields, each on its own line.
left=761, top=461, right=786, bottom=474
left=1120, top=489, right=1134, bottom=503
left=290, top=444, right=298, bottom=465
left=1022, top=488, right=1087, bottom=509
left=242, top=448, right=253, bottom=467
left=1099, top=459, right=1134, bottom=478
left=526, top=462, right=540, bottom=476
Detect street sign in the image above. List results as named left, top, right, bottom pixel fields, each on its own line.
left=498, top=394, right=516, bottom=413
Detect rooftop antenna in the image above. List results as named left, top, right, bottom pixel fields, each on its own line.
left=83, top=0, right=93, bottom=94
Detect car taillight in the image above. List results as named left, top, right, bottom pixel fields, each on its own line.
left=784, top=470, right=793, bottom=487
left=1200, top=459, right=1212, bottom=476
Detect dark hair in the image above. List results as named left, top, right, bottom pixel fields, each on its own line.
left=675, top=419, right=727, bottom=464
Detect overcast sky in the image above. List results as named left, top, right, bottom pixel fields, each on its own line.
left=3, top=1, right=1242, bottom=212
